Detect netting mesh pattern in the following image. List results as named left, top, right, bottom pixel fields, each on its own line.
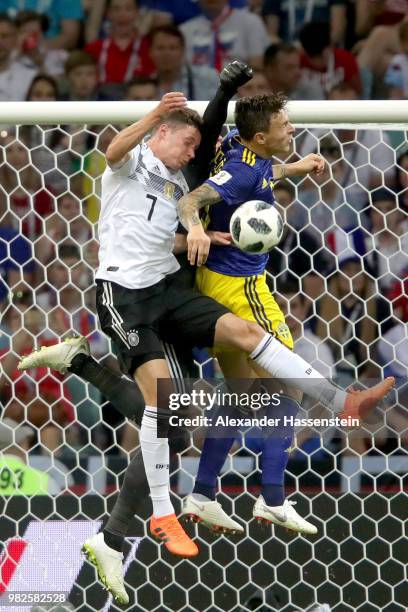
left=0, top=122, right=407, bottom=611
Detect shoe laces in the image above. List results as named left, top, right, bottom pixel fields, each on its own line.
left=162, top=517, right=188, bottom=541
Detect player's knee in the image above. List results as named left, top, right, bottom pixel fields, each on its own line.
left=216, top=314, right=264, bottom=351
left=238, top=320, right=266, bottom=352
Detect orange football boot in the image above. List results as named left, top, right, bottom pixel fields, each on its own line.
left=150, top=513, right=199, bottom=557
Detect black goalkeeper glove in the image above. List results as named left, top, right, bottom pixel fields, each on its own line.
left=219, top=60, right=253, bottom=96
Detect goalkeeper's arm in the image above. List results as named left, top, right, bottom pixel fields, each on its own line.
left=184, top=61, right=253, bottom=188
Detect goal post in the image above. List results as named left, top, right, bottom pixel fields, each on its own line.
left=0, top=101, right=406, bottom=611
left=0, top=99, right=407, bottom=124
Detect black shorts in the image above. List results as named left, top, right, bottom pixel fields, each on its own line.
left=96, top=270, right=229, bottom=375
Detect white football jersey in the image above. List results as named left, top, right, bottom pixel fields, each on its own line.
left=95, top=143, right=189, bottom=289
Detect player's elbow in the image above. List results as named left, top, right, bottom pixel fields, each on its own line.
left=105, top=144, right=123, bottom=168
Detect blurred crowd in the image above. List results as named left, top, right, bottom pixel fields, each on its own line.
left=0, top=0, right=407, bottom=494
left=0, top=0, right=406, bottom=103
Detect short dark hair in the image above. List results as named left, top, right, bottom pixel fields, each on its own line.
left=0, top=13, right=14, bottom=27
left=156, top=108, right=203, bottom=133
left=58, top=243, right=80, bottom=261
left=149, top=25, right=185, bottom=47
left=274, top=179, right=295, bottom=199
left=328, top=81, right=359, bottom=99
left=65, top=50, right=96, bottom=75
left=108, top=0, right=138, bottom=8
left=127, top=76, right=157, bottom=89
left=264, top=42, right=298, bottom=67
left=299, top=21, right=330, bottom=57
left=235, top=93, right=287, bottom=140
left=371, top=187, right=397, bottom=205
left=15, top=10, right=49, bottom=32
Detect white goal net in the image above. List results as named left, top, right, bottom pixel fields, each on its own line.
left=0, top=102, right=407, bottom=612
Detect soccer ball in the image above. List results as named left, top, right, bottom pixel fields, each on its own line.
left=229, top=200, right=284, bottom=254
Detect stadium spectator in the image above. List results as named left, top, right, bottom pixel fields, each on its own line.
left=147, top=0, right=248, bottom=26
left=298, top=21, right=361, bottom=99
left=0, top=0, right=82, bottom=50
left=263, top=43, right=308, bottom=99
left=15, top=10, right=67, bottom=77
left=0, top=13, right=37, bottom=101
left=378, top=273, right=408, bottom=379
left=365, top=188, right=408, bottom=292
left=358, top=14, right=408, bottom=95
left=85, top=0, right=153, bottom=85
left=396, top=150, right=408, bottom=211
left=355, top=0, right=408, bottom=40
left=84, top=0, right=170, bottom=42
left=298, top=83, right=394, bottom=209
left=63, top=51, right=99, bottom=102
left=267, top=180, right=333, bottom=287
left=57, top=194, right=93, bottom=246
left=384, top=20, right=408, bottom=99
left=236, top=69, right=269, bottom=97
left=0, top=133, right=54, bottom=241
left=0, top=302, right=73, bottom=453
left=126, top=76, right=157, bottom=100
left=276, top=280, right=336, bottom=379
left=298, top=136, right=362, bottom=232
left=262, top=0, right=347, bottom=47
left=0, top=418, right=62, bottom=495
left=26, top=74, right=59, bottom=100
left=0, top=226, right=34, bottom=307
left=149, top=25, right=219, bottom=100
left=180, top=0, right=270, bottom=71
left=315, top=251, right=379, bottom=382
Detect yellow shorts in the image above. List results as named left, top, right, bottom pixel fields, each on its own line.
left=195, top=266, right=293, bottom=350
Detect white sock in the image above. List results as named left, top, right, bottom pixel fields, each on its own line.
left=250, top=334, right=347, bottom=411
left=140, top=406, right=173, bottom=518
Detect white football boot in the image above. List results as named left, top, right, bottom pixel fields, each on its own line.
left=82, top=533, right=129, bottom=606
left=253, top=495, right=318, bottom=535
left=18, top=336, right=90, bottom=374
left=181, top=494, right=244, bottom=535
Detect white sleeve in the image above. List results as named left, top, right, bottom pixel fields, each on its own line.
left=108, top=144, right=141, bottom=175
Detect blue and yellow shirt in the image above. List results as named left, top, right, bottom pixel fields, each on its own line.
left=204, top=129, right=276, bottom=276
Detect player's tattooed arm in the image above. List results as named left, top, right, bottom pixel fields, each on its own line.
left=178, top=183, right=222, bottom=266
left=178, top=183, right=222, bottom=230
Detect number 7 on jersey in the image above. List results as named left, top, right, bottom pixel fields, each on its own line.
left=146, top=194, right=157, bottom=221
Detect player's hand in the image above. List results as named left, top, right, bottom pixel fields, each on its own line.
left=296, top=153, right=325, bottom=176
left=155, top=92, right=187, bottom=117
left=187, top=225, right=211, bottom=266
left=220, top=61, right=253, bottom=94
left=206, top=231, right=232, bottom=246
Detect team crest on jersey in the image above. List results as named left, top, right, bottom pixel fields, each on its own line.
left=127, top=329, right=140, bottom=347
left=276, top=322, right=291, bottom=341
left=164, top=182, right=175, bottom=200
